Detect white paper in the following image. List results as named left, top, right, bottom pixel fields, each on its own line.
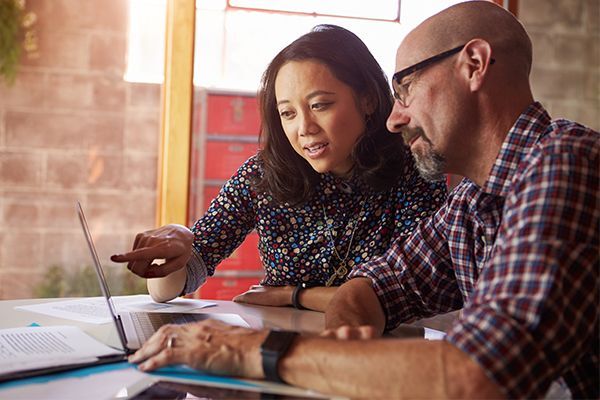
left=0, top=326, right=122, bottom=375
left=424, top=327, right=446, bottom=340
left=120, top=297, right=216, bottom=313
left=16, top=295, right=216, bottom=324
left=207, top=313, right=250, bottom=328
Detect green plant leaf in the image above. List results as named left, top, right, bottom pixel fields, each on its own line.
left=0, top=0, right=24, bottom=85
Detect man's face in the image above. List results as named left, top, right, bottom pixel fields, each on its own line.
left=387, top=43, right=456, bottom=182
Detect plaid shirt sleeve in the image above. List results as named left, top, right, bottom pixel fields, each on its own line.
left=446, top=131, right=600, bottom=398
left=349, top=193, right=465, bottom=330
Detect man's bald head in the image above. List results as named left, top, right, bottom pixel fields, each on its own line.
left=398, top=1, right=532, bottom=79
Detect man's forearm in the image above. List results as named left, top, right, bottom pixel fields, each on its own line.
left=279, top=338, right=504, bottom=399
left=325, top=277, right=386, bottom=332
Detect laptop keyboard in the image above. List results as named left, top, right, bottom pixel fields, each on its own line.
left=129, top=312, right=206, bottom=343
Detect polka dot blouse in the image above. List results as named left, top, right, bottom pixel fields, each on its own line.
left=188, top=154, right=447, bottom=289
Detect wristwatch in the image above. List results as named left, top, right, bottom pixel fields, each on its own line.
left=260, top=330, right=299, bottom=383
left=291, top=282, right=318, bottom=310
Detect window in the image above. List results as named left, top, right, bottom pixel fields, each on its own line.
left=125, top=0, right=471, bottom=90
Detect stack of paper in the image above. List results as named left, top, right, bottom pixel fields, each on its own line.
left=0, top=325, right=124, bottom=382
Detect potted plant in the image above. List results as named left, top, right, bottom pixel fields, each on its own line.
left=0, top=0, right=37, bottom=85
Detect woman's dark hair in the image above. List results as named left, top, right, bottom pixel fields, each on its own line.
left=255, top=24, right=407, bottom=205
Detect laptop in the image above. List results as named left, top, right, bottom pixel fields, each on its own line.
left=77, top=201, right=241, bottom=353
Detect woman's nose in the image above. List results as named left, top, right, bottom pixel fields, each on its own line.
left=298, top=112, right=318, bottom=136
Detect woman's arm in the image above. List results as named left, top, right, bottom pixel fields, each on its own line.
left=146, top=267, right=187, bottom=303
left=233, top=285, right=338, bottom=312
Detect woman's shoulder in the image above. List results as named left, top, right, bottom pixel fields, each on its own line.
left=236, top=154, right=262, bottom=174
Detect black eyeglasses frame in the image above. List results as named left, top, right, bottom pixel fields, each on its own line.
left=392, top=44, right=495, bottom=106
left=392, top=44, right=467, bottom=86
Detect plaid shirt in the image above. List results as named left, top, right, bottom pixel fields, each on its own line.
left=350, top=102, right=599, bottom=398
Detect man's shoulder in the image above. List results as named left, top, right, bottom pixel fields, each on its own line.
left=537, top=119, right=599, bottom=158
left=512, top=119, right=599, bottom=189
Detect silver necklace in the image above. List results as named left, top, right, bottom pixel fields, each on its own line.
left=321, top=197, right=367, bottom=287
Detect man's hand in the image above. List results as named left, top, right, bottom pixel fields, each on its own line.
left=110, top=224, right=194, bottom=278
left=320, top=325, right=377, bottom=340
left=129, top=320, right=268, bottom=378
left=233, top=285, right=294, bottom=306
left=325, top=277, right=386, bottom=335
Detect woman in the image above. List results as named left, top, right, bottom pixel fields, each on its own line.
left=111, top=25, right=446, bottom=311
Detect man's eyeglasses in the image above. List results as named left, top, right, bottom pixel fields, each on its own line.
left=392, top=44, right=494, bottom=107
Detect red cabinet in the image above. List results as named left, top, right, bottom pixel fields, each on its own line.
left=205, top=94, right=261, bottom=136
left=204, top=141, right=259, bottom=180
left=189, top=89, right=264, bottom=300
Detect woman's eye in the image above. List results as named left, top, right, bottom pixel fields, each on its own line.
left=279, top=110, right=294, bottom=119
left=311, top=102, right=331, bottom=110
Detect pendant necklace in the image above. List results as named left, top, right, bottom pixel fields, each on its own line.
left=321, top=197, right=367, bottom=287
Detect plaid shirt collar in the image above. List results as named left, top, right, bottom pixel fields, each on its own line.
left=482, top=102, right=551, bottom=197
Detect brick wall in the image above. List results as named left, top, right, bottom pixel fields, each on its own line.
left=0, top=0, right=160, bottom=298
left=0, top=0, right=598, bottom=299
left=521, top=0, right=599, bottom=130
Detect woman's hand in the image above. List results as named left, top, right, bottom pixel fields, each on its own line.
left=129, top=320, right=269, bottom=378
left=232, top=285, right=294, bottom=306
left=110, top=224, right=194, bottom=278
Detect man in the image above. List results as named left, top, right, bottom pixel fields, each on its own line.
left=128, top=2, right=599, bottom=398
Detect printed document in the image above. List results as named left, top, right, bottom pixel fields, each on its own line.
left=0, top=325, right=123, bottom=376
left=15, top=295, right=216, bottom=324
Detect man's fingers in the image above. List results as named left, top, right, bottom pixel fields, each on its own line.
left=138, top=347, right=183, bottom=372
left=319, top=329, right=337, bottom=338
left=319, top=325, right=376, bottom=340
left=130, top=325, right=178, bottom=363
left=357, top=325, right=376, bottom=339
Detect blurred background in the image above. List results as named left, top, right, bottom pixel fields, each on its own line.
left=0, top=0, right=597, bottom=300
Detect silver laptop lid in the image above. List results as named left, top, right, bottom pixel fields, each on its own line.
left=76, top=201, right=129, bottom=351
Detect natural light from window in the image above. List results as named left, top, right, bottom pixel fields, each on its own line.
left=125, top=0, right=470, bottom=91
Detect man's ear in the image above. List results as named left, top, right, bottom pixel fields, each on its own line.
left=460, top=39, right=494, bottom=92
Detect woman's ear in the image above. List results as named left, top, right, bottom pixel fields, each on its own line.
left=461, top=38, right=494, bottom=92
left=360, top=93, right=377, bottom=116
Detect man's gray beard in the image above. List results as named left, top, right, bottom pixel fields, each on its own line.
left=413, top=150, right=446, bottom=182
left=402, top=127, right=446, bottom=182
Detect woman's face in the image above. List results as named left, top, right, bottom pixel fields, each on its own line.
left=274, top=60, right=369, bottom=176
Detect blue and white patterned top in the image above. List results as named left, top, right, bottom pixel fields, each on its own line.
left=183, top=151, right=447, bottom=292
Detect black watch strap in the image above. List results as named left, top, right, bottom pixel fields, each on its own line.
left=292, top=282, right=318, bottom=310
left=260, top=330, right=299, bottom=383
left=291, top=285, right=305, bottom=310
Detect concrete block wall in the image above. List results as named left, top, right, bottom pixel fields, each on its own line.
left=521, top=0, right=599, bottom=130
left=0, top=0, right=160, bottom=298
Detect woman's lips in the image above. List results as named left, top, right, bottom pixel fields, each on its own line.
left=304, top=142, right=329, bottom=159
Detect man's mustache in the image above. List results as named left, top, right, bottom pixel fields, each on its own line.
left=401, top=127, right=427, bottom=146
